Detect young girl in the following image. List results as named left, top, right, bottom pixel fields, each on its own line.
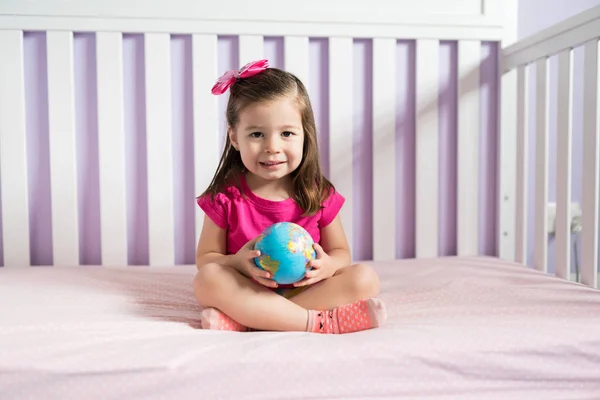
left=193, top=59, right=386, bottom=334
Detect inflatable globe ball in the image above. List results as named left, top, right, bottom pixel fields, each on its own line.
left=253, top=222, right=317, bottom=284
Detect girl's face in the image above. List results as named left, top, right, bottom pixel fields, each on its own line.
left=229, top=96, right=304, bottom=187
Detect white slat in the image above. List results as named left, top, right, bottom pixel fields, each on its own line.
left=498, top=0, right=518, bottom=262
left=192, top=34, right=219, bottom=241
left=96, top=32, right=127, bottom=266
left=46, top=31, right=79, bottom=266
left=534, top=58, right=549, bottom=272
left=555, top=48, right=574, bottom=280
left=0, top=8, right=510, bottom=41
left=0, top=30, right=30, bottom=267
left=328, top=37, right=354, bottom=250
left=144, top=33, right=174, bottom=266
left=499, top=67, right=517, bottom=261
left=283, top=36, right=309, bottom=88
left=457, top=40, right=480, bottom=256
left=372, top=37, right=396, bottom=260
left=515, top=65, right=529, bottom=264
left=238, top=35, right=263, bottom=66
left=502, top=6, right=600, bottom=73
left=581, top=39, right=600, bottom=289
left=415, top=39, right=439, bottom=258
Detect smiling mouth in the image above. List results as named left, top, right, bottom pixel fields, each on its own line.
left=260, top=161, right=285, bottom=166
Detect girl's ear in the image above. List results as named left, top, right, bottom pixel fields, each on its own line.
left=228, top=127, right=239, bottom=151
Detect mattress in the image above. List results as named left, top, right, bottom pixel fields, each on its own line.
left=1, top=256, right=599, bottom=399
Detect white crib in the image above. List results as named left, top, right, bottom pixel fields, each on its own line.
left=1, top=1, right=600, bottom=399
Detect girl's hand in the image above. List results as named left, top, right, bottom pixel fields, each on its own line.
left=293, top=243, right=336, bottom=287
left=232, top=238, right=278, bottom=288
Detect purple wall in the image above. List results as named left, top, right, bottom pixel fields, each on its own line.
left=4, top=34, right=499, bottom=266
left=518, top=0, right=600, bottom=38
left=519, top=0, right=600, bottom=274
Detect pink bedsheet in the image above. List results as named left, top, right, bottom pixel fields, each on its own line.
left=1, top=256, right=599, bottom=399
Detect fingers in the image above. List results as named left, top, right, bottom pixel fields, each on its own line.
left=307, top=259, right=321, bottom=270
left=293, top=266, right=317, bottom=286
left=254, top=276, right=278, bottom=288
left=303, top=261, right=320, bottom=280
left=293, top=276, right=319, bottom=287
left=248, top=263, right=277, bottom=287
left=240, top=241, right=258, bottom=260
left=293, top=278, right=309, bottom=287
left=245, top=262, right=276, bottom=287
left=245, top=235, right=262, bottom=250
left=247, top=249, right=261, bottom=259
left=294, top=258, right=325, bottom=286
left=302, top=277, right=319, bottom=286
left=313, top=243, right=324, bottom=257
left=304, top=268, right=319, bottom=279
left=252, top=265, right=272, bottom=280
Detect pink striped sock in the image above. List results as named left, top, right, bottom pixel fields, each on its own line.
left=306, top=298, right=386, bottom=334
left=201, top=307, right=248, bottom=332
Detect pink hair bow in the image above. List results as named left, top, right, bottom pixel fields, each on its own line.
left=211, top=59, right=270, bottom=95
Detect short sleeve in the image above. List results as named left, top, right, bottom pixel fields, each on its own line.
left=319, top=190, right=345, bottom=227
left=197, top=193, right=229, bottom=229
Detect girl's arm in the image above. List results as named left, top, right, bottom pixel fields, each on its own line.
left=319, top=215, right=351, bottom=271
left=195, top=215, right=236, bottom=270
left=195, top=215, right=276, bottom=288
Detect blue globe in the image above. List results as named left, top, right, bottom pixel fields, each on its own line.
left=254, top=222, right=316, bottom=284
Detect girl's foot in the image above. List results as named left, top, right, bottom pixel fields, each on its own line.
left=201, top=307, right=248, bottom=332
left=306, top=298, right=386, bottom=334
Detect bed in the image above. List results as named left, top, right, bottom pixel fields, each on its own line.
left=1, top=0, right=600, bottom=398
left=2, top=257, right=600, bottom=399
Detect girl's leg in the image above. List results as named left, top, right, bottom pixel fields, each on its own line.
left=286, top=263, right=387, bottom=334
left=289, top=263, right=381, bottom=310
left=193, top=263, right=308, bottom=331
left=194, top=262, right=386, bottom=334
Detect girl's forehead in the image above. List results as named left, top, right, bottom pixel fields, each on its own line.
left=238, top=97, right=302, bottom=126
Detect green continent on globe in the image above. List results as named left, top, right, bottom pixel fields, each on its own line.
left=258, top=256, right=280, bottom=275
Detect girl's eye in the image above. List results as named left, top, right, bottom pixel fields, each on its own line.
left=282, top=131, right=294, bottom=137
left=250, top=132, right=263, bottom=138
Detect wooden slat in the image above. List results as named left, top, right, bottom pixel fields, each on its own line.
left=192, top=34, right=220, bottom=242
left=144, top=33, right=174, bottom=266
left=96, top=32, right=127, bottom=266
left=328, top=37, right=354, bottom=250
left=457, top=40, right=480, bottom=256
left=372, top=37, right=396, bottom=260
left=498, top=66, right=517, bottom=261
left=283, top=36, right=309, bottom=88
left=555, top=48, right=574, bottom=280
left=46, top=31, right=79, bottom=266
left=238, top=35, right=263, bottom=66
left=498, top=0, right=517, bottom=262
left=415, top=39, right=439, bottom=258
left=0, top=30, right=30, bottom=267
left=0, top=13, right=508, bottom=42
left=515, top=65, right=529, bottom=264
left=502, top=6, right=600, bottom=73
left=534, top=57, right=549, bottom=272
left=581, top=39, right=600, bottom=289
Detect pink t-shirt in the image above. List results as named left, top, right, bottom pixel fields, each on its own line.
left=197, top=176, right=345, bottom=256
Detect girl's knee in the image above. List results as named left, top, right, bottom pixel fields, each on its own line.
left=193, top=263, right=229, bottom=305
left=348, top=263, right=380, bottom=298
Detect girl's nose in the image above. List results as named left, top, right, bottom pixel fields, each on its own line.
left=264, top=136, right=281, bottom=153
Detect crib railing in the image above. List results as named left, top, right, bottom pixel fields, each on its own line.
left=0, top=1, right=509, bottom=268
left=500, top=5, right=600, bottom=288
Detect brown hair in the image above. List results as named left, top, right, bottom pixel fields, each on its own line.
left=199, top=67, right=334, bottom=216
